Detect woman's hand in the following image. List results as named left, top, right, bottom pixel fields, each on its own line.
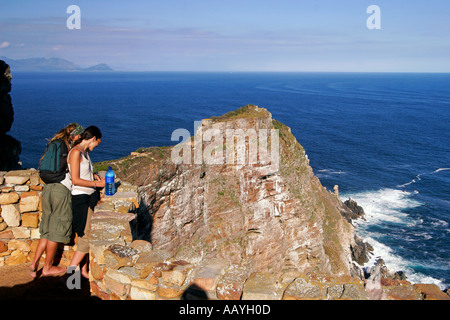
left=95, top=177, right=106, bottom=188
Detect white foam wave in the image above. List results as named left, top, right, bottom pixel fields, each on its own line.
left=342, top=188, right=422, bottom=226
left=362, top=237, right=445, bottom=289
left=430, top=218, right=449, bottom=228
left=316, top=169, right=347, bottom=179
left=341, top=188, right=446, bottom=289
left=397, top=168, right=450, bottom=188
left=434, top=168, right=450, bottom=173
left=318, top=169, right=346, bottom=175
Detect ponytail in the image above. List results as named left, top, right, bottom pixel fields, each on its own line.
left=73, top=125, right=102, bottom=146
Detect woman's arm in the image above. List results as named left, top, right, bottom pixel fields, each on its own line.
left=68, top=148, right=105, bottom=188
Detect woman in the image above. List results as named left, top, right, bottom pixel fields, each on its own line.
left=30, top=123, right=84, bottom=278
left=67, top=125, right=105, bottom=279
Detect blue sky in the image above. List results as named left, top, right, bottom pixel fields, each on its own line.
left=1, top=0, right=449, bottom=72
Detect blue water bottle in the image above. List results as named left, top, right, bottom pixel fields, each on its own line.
left=105, top=166, right=115, bottom=196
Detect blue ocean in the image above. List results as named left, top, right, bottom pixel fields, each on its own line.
left=9, top=72, right=450, bottom=289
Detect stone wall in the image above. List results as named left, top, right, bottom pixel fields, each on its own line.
left=0, top=170, right=74, bottom=267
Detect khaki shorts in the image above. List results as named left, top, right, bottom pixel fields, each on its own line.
left=39, top=183, right=72, bottom=244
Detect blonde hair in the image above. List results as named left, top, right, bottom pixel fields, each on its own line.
left=39, top=123, right=79, bottom=163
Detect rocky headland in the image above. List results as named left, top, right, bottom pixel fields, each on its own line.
left=0, top=59, right=22, bottom=171
left=1, top=57, right=113, bottom=72
left=93, top=104, right=449, bottom=300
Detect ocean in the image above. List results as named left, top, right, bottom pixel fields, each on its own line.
left=8, top=71, right=450, bottom=289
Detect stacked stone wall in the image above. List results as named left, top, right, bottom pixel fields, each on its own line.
left=0, top=170, right=74, bottom=267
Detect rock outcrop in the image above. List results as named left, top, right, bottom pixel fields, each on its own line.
left=98, top=105, right=370, bottom=279
left=0, top=60, right=21, bottom=171
left=341, top=198, right=366, bottom=222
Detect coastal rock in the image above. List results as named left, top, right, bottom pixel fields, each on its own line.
left=160, top=261, right=192, bottom=286
left=342, top=198, right=365, bottom=222
left=282, top=276, right=322, bottom=300
left=82, top=102, right=450, bottom=300
left=0, top=60, right=13, bottom=134
left=192, top=258, right=228, bottom=294
left=107, top=105, right=360, bottom=280
left=351, top=235, right=373, bottom=266
left=241, top=272, right=283, bottom=300
left=0, top=60, right=21, bottom=171
left=413, top=284, right=450, bottom=300
left=0, top=135, right=22, bottom=171
left=97, top=105, right=450, bottom=301
left=216, top=264, right=250, bottom=300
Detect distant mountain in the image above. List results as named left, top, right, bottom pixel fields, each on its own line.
left=0, top=57, right=113, bottom=72
left=83, top=63, right=114, bottom=72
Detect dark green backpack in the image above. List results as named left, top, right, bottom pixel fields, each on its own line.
left=39, top=139, right=69, bottom=184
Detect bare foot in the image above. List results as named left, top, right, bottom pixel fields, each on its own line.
left=42, top=265, right=67, bottom=276
left=67, top=266, right=89, bottom=279
left=28, top=261, right=39, bottom=279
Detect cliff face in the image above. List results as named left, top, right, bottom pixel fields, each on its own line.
left=100, top=105, right=362, bottom=278
left=0, top=60, right=21, bottom=171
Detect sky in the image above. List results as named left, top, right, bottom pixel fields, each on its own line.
left=1, top=0, right=449, bottom=72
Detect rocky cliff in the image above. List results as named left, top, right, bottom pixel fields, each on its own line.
left=0, top=60, right=21, bottom=171
left=97, top=105, right=369, bottom=280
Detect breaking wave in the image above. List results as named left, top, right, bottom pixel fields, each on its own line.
left=397, top=168, right=450, bottom=188
left=341, top=188, right=446, bottom=289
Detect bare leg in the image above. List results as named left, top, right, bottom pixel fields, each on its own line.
left=29, top=238, right=47, bottom=278
left=80, top=255, right=89, bottom=279
left=42, top=240, right=66, bottom=276
left=69, top=251, right=89, bottom=278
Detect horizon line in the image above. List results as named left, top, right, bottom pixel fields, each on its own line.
left=10, top=70, right=450, bottom=74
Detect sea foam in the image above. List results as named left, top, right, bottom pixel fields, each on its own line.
left=341, top=188, right=445, bottom=289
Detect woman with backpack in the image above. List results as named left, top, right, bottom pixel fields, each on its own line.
left=30, top=123, right=84, bottom=278
left=67, top=125, right=105, bottom=279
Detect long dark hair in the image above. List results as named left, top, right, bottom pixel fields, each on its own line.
left=73, top=125, right=102, bottom=146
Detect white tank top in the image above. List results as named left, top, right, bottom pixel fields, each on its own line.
left=68, top=147, right=95, bottom=195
